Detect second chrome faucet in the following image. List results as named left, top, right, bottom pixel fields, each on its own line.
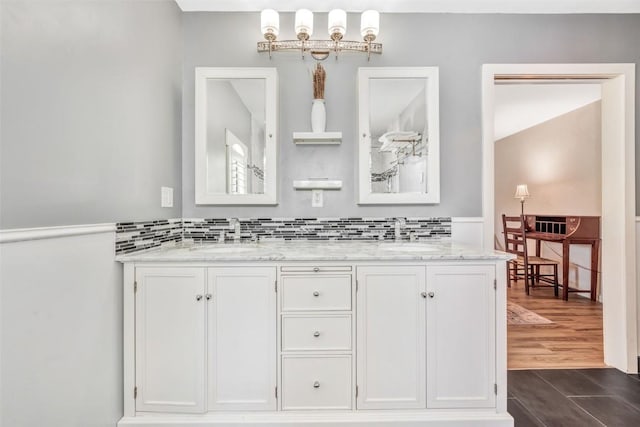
left=394, top=217, right=406, bottom=242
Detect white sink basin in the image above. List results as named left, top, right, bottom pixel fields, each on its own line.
left=191, top=245, right=260, bottom=254
left=379, top=244, right=439, bottom=252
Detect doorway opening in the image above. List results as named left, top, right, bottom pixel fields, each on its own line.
left=496, top=81, right=604, bottom=369
left=482, top=64, right=637, bottom=373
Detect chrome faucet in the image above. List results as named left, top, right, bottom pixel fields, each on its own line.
left=229, top=218, right=241, bottom=242
left=394, top=218, right=406, bottom=242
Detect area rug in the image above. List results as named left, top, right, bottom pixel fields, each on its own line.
left=507, top=302, right=553, bottom=325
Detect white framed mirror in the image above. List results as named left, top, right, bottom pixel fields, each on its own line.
left=195, top=67, right=278, bottom=205
left=357, top=67, right=440, bottom=204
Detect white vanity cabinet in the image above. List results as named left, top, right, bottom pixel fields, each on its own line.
left=356, top=265, right=426, bottom=409
left=207, top=267, right=277, bottom=411
left=278, top=266, right=355, bottom=411
left=134, top=267, right=207, bottom=413
left=119, top=246, right=512, bottom=427
left=355, top=264, right=498, bottom=411
left=426, top=264, right=496, bottom=409
left=130, top=265, right=276, bottom=415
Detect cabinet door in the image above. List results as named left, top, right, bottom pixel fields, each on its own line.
left=135, top=267, right=206, bottom=413
left=356, top=265, right=426, bottom=409
left=426, top=265, right=496, bottom=408
left=207, top=267, right=277, bottom=410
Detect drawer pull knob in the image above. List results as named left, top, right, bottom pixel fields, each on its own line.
left=313, top=331, right=321, bottom=337
left=313, top=381, right=320, bottom=388
left=313, top=267, right=320, bottom=272
left=313, top=291, right=320, bottom=297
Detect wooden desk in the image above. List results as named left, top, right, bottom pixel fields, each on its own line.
left=524, top=216, right=600, bottom=301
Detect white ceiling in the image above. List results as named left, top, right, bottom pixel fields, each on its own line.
left=176, top=0, right=640, bottom=13
left=494, top=83, right=602, bottom=141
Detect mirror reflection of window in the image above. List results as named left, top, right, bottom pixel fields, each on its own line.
left=226, top=130, right=248, bottom=194
left=368, top=78, right=428, bottom=194
left=206, top=78, right=265, bottom=195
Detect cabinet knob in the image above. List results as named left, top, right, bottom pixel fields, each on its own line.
left=313, top=267, right=320, bottom=272
left=313, top=331, right=321, bottom=337
left=196, top=294, right=203, bottom=301
left=421, top=292, right=427, bottom=298
left=205, top=293, right=212, bottom=300
left=313, top=381, right=320, bottom=388
left=428, top=292, right=435, bottom=298
left=313, top=291, right=320, bottom=297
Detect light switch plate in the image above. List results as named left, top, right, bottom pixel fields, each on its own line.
left=312, top=189, right=323, bottom=207
left=161, top=187, right=173, bottom=208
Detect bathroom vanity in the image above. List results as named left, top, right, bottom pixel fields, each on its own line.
left=117, top=241, right=513, bottom=426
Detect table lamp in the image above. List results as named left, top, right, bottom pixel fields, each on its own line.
left=514, top=184, right=530, bottom=215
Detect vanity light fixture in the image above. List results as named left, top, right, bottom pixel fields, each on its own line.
left=258, top=9, right=382, bottom=61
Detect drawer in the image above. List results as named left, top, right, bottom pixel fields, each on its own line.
left=280, top=266, right=352, bottom=273
left=281, top=275, right=351, bottom=311
left=281, top=355, right=352, bottom=410
left=282, top=315, right=351, bottom=351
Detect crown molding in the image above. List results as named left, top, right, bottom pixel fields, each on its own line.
left=175, top=0, right=640, bottom=14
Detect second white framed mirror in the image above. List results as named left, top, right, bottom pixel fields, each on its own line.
left=357, top=67, right=440, bottom=204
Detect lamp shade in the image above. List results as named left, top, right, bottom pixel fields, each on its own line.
left=360, top=10, right=380, bottom=38
left=328, top=9, right=347, bottom=36
left=261, top=9, right=279, bottom=37
left=514, top=184, right=530, bottom=199
left=295, top=9, right=313, bottom=37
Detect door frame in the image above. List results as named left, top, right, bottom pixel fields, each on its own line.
left=481, top=63, right=637, bottom=373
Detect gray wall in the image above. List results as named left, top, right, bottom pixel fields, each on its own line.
left=0, top=0, right=183, bottom=229
left=182, top=12, right=640, bottom=219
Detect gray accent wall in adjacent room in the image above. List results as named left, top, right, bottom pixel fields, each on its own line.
left=181, top=12, right=640, bottom=218
left=0, top=0, right=183, bottom=229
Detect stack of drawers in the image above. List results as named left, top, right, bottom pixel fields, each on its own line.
left=278, top=266, right=354, bottom=411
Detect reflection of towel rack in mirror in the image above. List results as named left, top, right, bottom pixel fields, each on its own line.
left=378, top=131, right=422, bottom=151
left=377, top=131, right=427, bottom=163
left=371, top=131, right=429, bottom=185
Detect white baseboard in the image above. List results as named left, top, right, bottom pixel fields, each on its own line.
left=118, top=411, right=513, bottom=427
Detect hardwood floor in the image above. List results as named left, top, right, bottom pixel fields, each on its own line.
left=508, top=369, right=640, bottom=426
left=507, top=279, right=604, bottom=369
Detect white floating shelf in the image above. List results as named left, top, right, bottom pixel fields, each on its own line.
left=293, top=132, right=342, bottom=145
left=293, top=180, right=343, bottom=190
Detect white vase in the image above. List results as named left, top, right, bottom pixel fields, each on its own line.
left=311, top=99, right=326, bottom=133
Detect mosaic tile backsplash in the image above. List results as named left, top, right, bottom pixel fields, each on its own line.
left=115, top=218, right=183, bottom=254
left=115, top=217, right=451, bottom=254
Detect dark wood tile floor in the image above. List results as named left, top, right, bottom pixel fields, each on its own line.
left=508, top=368, right=640, bottom=426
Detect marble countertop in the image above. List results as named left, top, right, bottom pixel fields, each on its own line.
left=116, top=240, right=513, bottom=263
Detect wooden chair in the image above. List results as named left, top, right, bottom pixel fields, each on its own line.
left=502, top=214, right=560, bottom=297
